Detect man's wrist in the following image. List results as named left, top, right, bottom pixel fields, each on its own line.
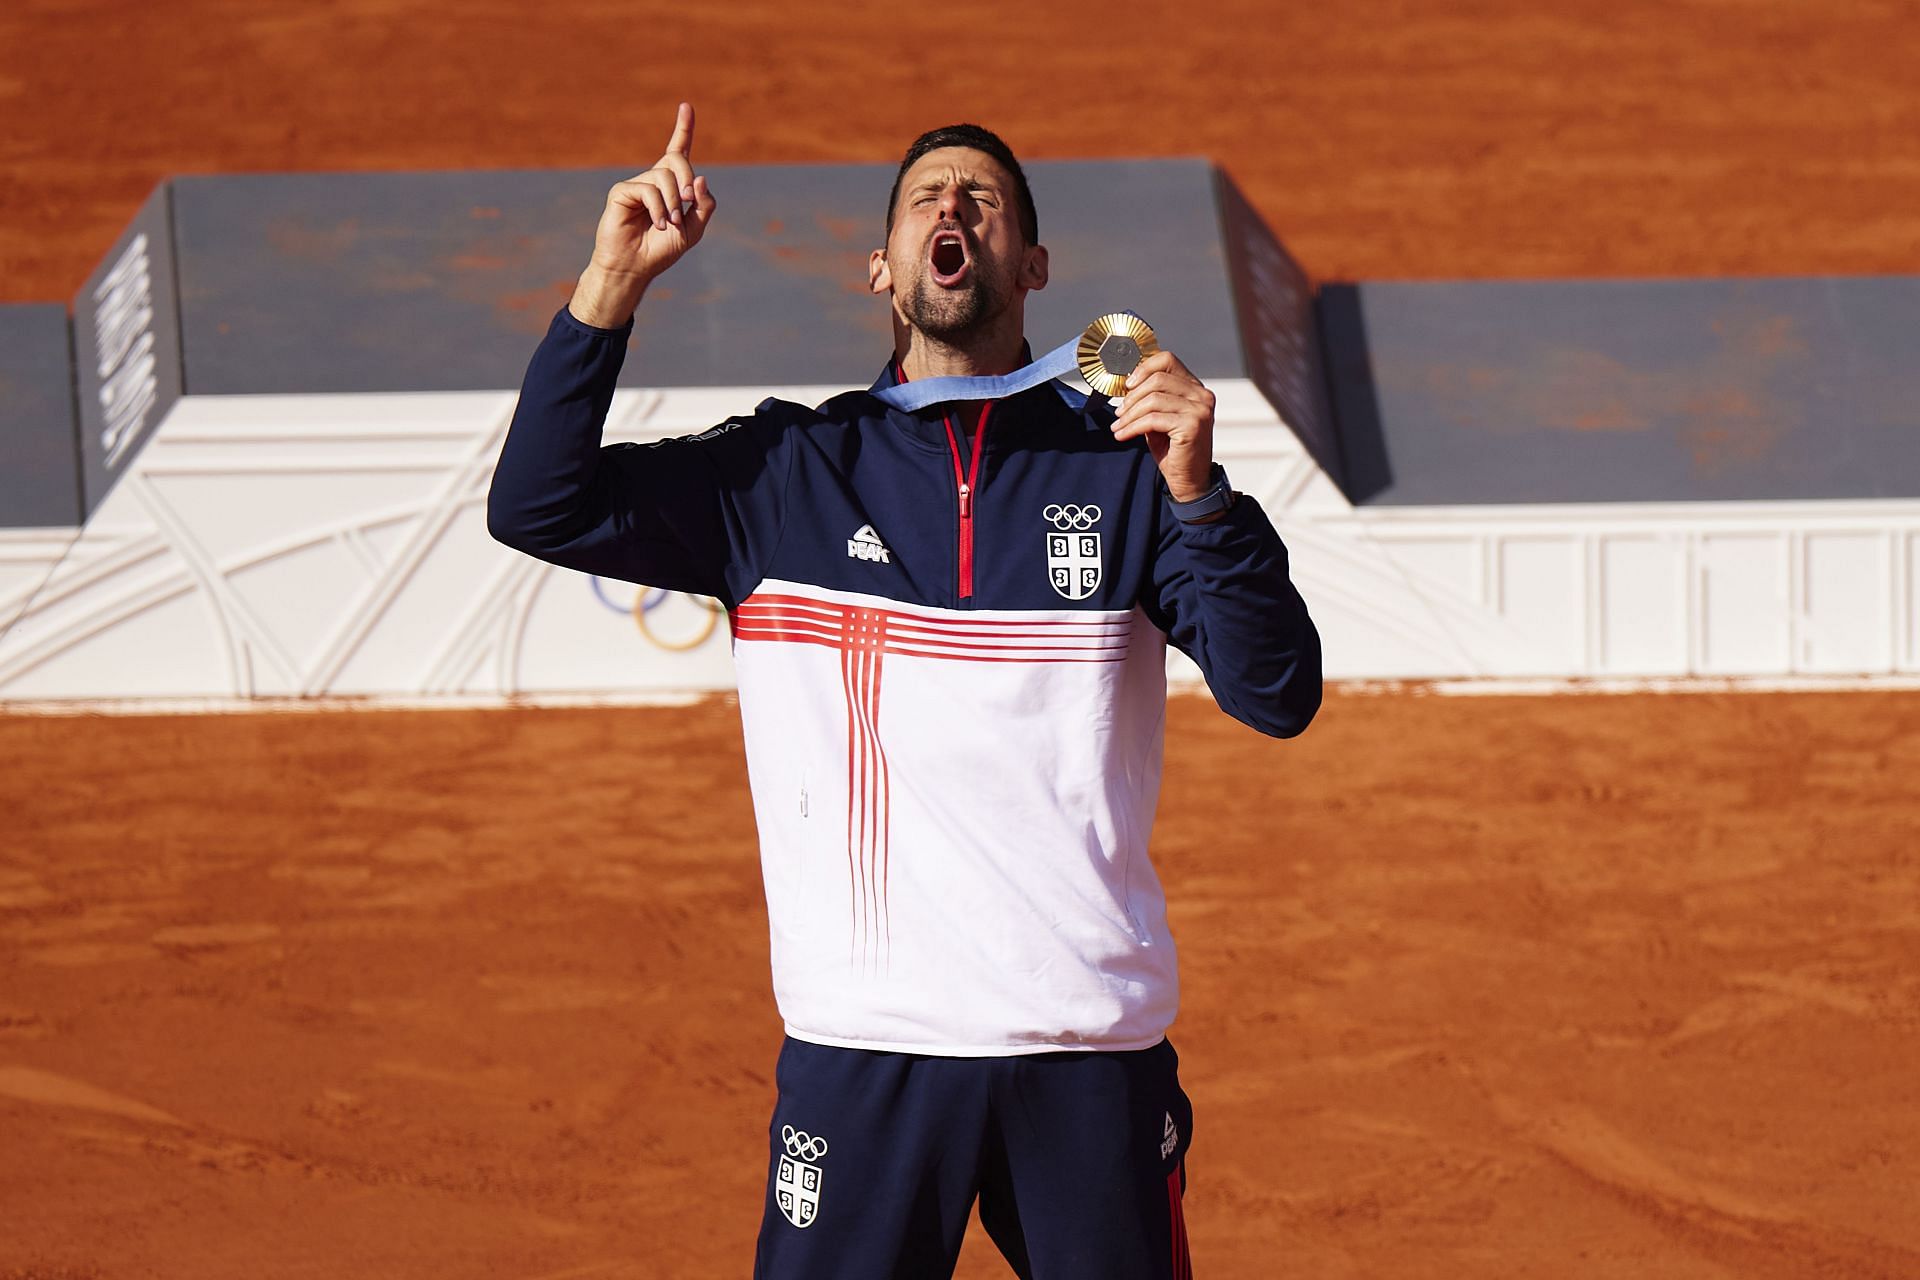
left=567, top=264, right=651, bottom=330
left=1166, top=464, right=1236, bottom=523
left=1164, top=473, right=1213, bottom=504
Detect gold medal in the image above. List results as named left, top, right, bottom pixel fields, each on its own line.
left=1076, top=313, right=1158, bottom=398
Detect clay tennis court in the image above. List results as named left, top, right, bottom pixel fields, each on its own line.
left=4, top=2, right=1919, bottom=1276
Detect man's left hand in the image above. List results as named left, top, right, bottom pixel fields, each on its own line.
left=1108, top=351, right=1216, bottom=502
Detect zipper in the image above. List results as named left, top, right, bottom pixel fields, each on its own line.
left=940, top=402, right=994, bottom=601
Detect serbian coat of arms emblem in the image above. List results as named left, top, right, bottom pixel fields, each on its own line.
left=1044, top=503, right=1103, bottom=601
left=776, top=1124, right=829, bottom=1228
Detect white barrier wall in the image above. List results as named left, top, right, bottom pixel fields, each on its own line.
left=2, top=381, right=1916, bottom=705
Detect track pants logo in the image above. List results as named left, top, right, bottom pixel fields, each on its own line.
left=776, top=1125, right=830, bottom=1228
left=1161, top=1111, right=1180, bottom=1161
left=1044, top=503, right=1102, bottom=600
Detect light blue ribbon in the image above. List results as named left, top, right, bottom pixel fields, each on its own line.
left=871, top=333, right=1084, bottom=411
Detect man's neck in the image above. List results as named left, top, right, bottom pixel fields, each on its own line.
left=894, top=313, right=1027, bottom=383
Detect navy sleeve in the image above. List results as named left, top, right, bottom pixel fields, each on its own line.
left=485, top=306, right=796, bottom=609
left=1141, top=484, right=1323, bottom=738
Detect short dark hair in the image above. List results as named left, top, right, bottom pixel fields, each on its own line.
left=885, top=124, right=1039, bottom=245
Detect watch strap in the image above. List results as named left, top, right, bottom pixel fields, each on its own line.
left=1167, top=464, right=1235, bottom=522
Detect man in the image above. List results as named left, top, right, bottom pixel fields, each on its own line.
left=488, top=103, right=1320, bottom=1279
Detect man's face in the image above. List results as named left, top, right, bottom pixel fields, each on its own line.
left=870, top=147, right=1046, bottom=341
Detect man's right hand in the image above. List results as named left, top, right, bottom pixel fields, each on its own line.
left=569, top=102, right=718, bottom=329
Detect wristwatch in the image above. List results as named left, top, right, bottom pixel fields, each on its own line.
left=1167, top=464, right=1236, bottom=523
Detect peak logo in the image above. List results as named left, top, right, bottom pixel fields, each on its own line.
left=847, top=525, right=891, bottom=564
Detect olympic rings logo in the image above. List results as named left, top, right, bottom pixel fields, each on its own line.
left=589, top=577, right=728, bottom=652
left=782, top=1125, right=830, bottom=1161
left=1043, top=503, right=1102, bottom=530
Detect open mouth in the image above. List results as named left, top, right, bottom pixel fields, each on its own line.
left=929, top=230, right=970, bottom=286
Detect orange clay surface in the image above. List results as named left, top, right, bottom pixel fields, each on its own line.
left=6, top=0, right=1920, bottom=301
left=3, top=692, right=1918, bottom=1278
left=5, top=2, right=1920, bottom=1276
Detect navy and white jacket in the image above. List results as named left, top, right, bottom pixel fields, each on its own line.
left=489, top=305, right=1321, bottom=1056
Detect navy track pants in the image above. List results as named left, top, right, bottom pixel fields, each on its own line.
left=753, top=1036, right=1195, bottom=1280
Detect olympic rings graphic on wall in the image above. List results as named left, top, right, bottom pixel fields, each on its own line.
left=589, top=577, right=728, bottom=652
left=1043, top=503, right=1102, bottom=530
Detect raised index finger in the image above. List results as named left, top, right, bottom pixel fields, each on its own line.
left=665, top=102, right=695, bottom=159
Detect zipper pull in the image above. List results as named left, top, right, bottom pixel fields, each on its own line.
left=959, top=483, right=971, bottom=518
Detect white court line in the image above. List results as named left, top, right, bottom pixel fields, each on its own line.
left=6, top=676, right=1920, bottom=718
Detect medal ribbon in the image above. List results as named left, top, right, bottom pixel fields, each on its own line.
left=871, top=311, right=1149, bottom=411
left=870, top=334, right=1083, bottom=411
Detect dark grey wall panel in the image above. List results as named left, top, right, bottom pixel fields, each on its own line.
left=1216, top=169, right=1340, bottom=490
left=1326, top=276, right=1920, bottom=504
left=0, top=304, right=81, bottom=529
left=77, top=165, right=1920, bottom=510
left=72, top=184, right=183, bottom=518
left=170, top=160, right=1249, bottom=396
left=1022, top=158, right=1244, bottom=383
